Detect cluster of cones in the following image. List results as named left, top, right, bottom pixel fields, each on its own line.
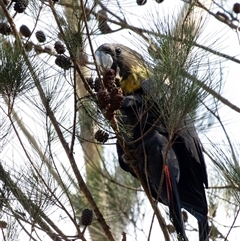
left=91, top=69, right=125, bottom=144
left=96, top=69, right=124, bottom=121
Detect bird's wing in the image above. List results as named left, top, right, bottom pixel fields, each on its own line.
left=141, top=79, right=208, bottom=188
left=179, top=115, right=208, bottom=187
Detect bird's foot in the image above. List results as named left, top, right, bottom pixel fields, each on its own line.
left=122, top=153, right=138, bottom=164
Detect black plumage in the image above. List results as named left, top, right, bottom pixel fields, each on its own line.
left=95, top=43, right=209, bottom=241
left=116, top=90, right=208, bottom=241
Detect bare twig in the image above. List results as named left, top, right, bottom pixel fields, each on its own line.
left=224, top=206, right=240, bottom=240
left=183, top=70, right=240, bottom=113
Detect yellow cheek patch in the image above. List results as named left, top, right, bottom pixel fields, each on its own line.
left=120, top=75, right=141, bottom=93
left=120, top=64, right=148, bottom=93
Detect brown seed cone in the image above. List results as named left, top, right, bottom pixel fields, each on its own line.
left=0, top=22, right=11, bottom=35
left=105, top=107, right=115, bottom=121
left=14, top=0, right=28, bottom=13
left=103, top=69, right=116, bottom=92
left=97, top=89, right=111, bottom=109
left=110, top=87, right=123, bottom=98
left=55, top=55, right=71, bottom=70
left=94, top=129, right=109, bottom=143
left=35, top=30, right=46, bottom=43
left=233, top=3, right=240, bottom=13
left=19, top=24, right=31, bottom=37
left=80, top=208, right=93, bottom=226
left=54, top=41, right=65, bottom=54
left=110, top=94, right=124, bottom=110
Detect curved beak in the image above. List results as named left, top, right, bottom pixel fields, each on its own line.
left=95, top=50, right=113, bottom=73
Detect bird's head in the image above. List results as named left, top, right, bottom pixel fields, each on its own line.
left=95, top=43, right=149, bottom=94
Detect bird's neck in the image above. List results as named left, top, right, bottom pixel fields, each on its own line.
left=120, top=74, right=141, bottom=93
left=120, top=65, right=149, bottom=94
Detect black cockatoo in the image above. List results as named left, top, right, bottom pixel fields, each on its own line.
left=95, top=43, right=209, bottom=241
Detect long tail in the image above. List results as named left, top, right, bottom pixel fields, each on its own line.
left=198, top=218, right=209, bottom=241
left=164, top=165, right=188, bottom=241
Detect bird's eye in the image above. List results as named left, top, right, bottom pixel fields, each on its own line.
left=115, top=47, right=121, bottom=55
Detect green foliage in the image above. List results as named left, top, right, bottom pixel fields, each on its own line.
left=0, top=42, right=32, bottom=98
left=146, top=12, right=210, bottom=133
left=207, top=139, right=240, bottom=206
